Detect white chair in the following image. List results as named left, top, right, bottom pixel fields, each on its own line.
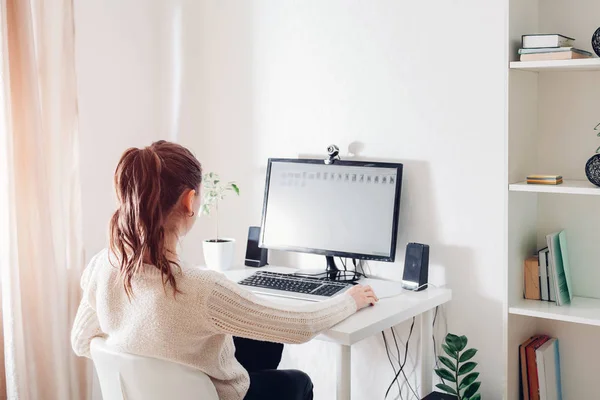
left=90, top=338, right=219, bottom=400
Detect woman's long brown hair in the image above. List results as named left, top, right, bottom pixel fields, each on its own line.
left=109, top=140, right=202, bottom=297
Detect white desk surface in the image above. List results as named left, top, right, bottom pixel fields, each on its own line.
left=223, top=266, right=452, bottom=346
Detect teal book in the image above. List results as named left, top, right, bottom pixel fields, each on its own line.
left=558, top=231, right=574, bottom=303
left=546, top=231, right=573, bottom=306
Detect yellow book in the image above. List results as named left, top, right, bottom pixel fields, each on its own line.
left=527, top=175, right=563, bottom=185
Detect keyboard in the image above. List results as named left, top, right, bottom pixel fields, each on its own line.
left=238, top=271, right=352, bottom=301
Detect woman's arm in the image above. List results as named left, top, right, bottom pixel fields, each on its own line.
left=205, top=274, right=359, bottom=344
left=71, top=251, right=105, bottom=358
left=71, top=296, right=102, bottom=358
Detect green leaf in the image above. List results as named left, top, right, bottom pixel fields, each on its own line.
left=469, top=394, right=481, bottom=400
left=459, top=348, right=478, bottom=362
left=458, top=335, right=468, bottom=351
left=434, top=368, right=456, bottom=383
left=445, top=334, right=462, bottom=352
left=439, top=356, right=456, bottom=372
left=458, top=362, right=477, bottom=375
left=459, top=372, right=479, bottom=390
left=442, top=343, right=458, bottom=360
left=445, top=333, right=460, bottom=345
left=463, top=381, right=481, bottom=398
left=231, top=183, right=240, bottom=195
left=435, top=384, right=457, bottom=395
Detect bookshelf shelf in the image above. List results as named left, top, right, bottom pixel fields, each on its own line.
left=509, top=297, right=600, bottom=327
left=509, top=180, right=600, bottom=195
left=510, top=58, right=600, bottom=72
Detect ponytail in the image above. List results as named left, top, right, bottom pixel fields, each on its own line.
left=109, top=141, right=202, bottom=297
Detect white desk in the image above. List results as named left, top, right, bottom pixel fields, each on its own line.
left=223, top=267, right=452, bottom=400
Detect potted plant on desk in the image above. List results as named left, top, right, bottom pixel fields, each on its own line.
left=424, top=333, right=481, bottom=400
left=201, top=172, right=240, bottom=271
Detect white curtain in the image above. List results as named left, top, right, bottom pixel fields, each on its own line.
left=0, top=0, right=88, bottom=399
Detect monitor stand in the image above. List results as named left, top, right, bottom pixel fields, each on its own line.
left=293, top=256, right=360, bottom=283
left=325, top=256, right=342, bottom=280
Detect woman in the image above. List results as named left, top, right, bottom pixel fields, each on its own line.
left=71, top=140, right=378, bottom=400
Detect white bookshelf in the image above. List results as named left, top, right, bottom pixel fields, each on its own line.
left=507, top=0, right=600, bottom=398
left=509, top=297, right=600, bottom=327
left=509, top=180, right=600, bottom=195
left=510, top=58, right=600, bottom=72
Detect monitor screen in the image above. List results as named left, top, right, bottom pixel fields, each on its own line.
left=259, top=159, right=403, bottom=261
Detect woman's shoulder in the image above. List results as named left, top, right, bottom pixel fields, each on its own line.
left=79, top=248, right=114, bottom=289
left=180, top=266, right=229, bottom=285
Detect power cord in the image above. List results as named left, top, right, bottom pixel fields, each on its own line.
left=340, top=257, right=348, bottom=271
left=382, top=331, right=403, bottom=399
left=432, top=306, right=444, bottom=385
left=384, top=317, right=416, bottom=399
left=353, top=259, right=369, bottom=278
left=391, top=327, right=419, bottom=399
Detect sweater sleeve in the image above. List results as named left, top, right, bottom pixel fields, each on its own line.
left=71, top=251, right=105, bottom=358
left=205, top=274, right=357, bottom=344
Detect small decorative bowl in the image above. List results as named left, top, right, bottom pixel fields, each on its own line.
left=585, top=153, right=600, bottom=187
left=592, top=27, right=600, bottom=57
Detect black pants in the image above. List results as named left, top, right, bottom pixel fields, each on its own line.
left=234, top=337, right=314, bottom=400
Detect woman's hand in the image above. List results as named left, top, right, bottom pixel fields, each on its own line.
left=347, top=284, right=378, bottom=310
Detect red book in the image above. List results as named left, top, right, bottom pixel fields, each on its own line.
left=526, top=335, right=550, bottom=400
left=519, top=336, right=539, bottom=400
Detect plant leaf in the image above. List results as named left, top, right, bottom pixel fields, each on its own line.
left=435, top=384, right=457, bottom=395
left=458, top=335, right=468, bottom=351
left=439, top=356, right=456, bottom=372
left=459, top=372, right=479, bottom=390
left=231, top=183, right=240, bottom=195
left=459, top=348, right=478, bottom=362
left=434, top=368, right=456, bottom=382
left=469, top=394, right=481, bottom=400
left=464, top=381, right=481, bottom=398
left=445, top=334, right=462, bottom=352
left=458, top=362, right=477, bottom=375
left=442, top=343, right=458, bottom=360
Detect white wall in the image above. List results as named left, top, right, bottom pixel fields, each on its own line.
left=75, top=1, right=507, bottom=399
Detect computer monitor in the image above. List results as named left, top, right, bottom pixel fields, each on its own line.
left=259, top=158, right=403, bottom=272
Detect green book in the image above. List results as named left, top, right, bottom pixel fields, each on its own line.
left=546, top=231, right=573, bottom=306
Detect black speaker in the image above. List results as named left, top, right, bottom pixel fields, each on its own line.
left=245, top=226, right=268, bottom=267
left=401, top=242, right=429, bottom=291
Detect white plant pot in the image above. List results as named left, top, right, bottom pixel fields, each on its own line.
left=203, top=239, right=236, bottom=272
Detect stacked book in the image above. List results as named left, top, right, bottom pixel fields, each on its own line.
left=519, top=335, right=563, bottom=400
left=523, top=230, right=573, bottom=306
left=526, top=175, right=563, bottom=185
left=520, top=34, right=593, bottom=61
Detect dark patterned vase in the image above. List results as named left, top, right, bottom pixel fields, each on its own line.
left=592, top=27, right=600, bottom=57
left=585, top=153, right=600, bottom=187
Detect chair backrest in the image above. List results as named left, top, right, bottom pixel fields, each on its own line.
left=90, top=338, right=219, bottom=400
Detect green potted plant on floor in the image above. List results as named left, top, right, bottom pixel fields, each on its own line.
left=201, top=172, right=240, bottom=271
left=432, top=333, right=481, bottom=400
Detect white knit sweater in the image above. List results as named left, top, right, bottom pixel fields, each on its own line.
left=71, top=249, right=357, bottom=400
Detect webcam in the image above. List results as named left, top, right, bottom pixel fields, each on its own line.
left=325, top=144, right=340, bottom=164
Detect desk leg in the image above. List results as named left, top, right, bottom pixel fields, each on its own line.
left=337, top=344, right=351, bottom=400
left=420, top=309, right=434, bottom=397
